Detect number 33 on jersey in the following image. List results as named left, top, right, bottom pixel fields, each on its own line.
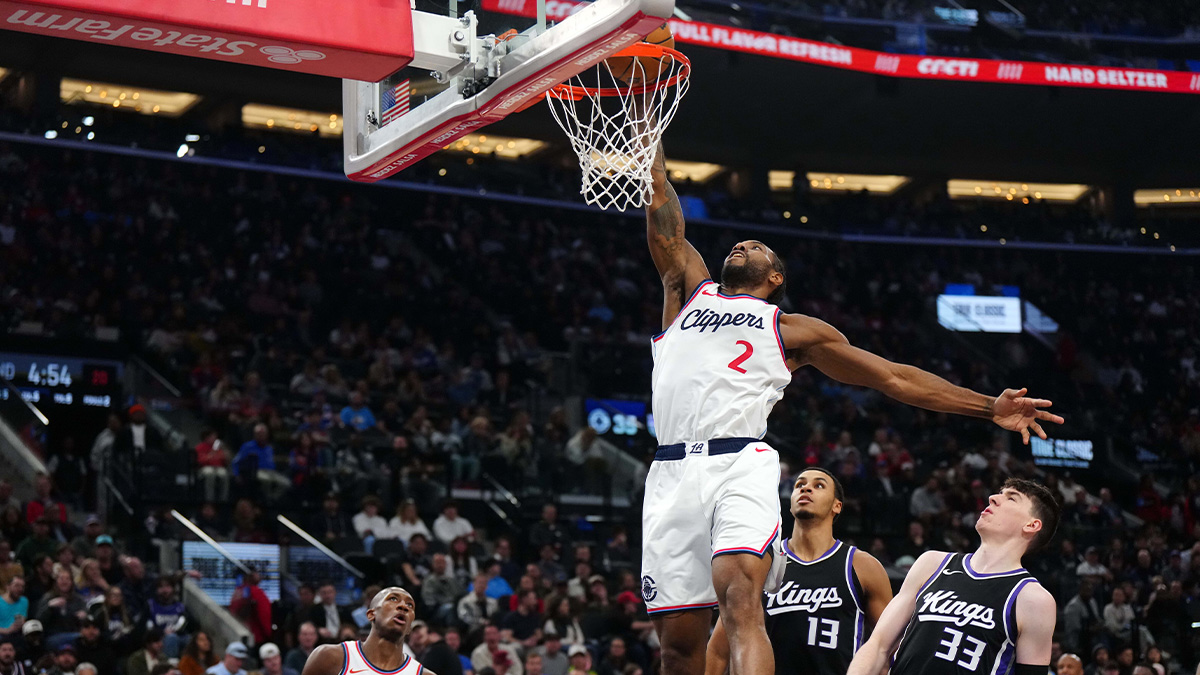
left=651, top=280, right=791, bottom=446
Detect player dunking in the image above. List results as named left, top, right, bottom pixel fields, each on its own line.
left=640, top=142, right=1064, bottom=675
left=706, top=467, right=894, bottom=675
left=301, top=587, right=432, bottom=675
left=846, top=478, right=1060, bottom=675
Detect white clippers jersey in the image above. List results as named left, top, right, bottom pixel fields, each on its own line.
left=651, top=280, right=792, bottom=445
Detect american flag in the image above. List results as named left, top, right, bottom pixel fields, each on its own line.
left=381, top=79, right=411, bottom=126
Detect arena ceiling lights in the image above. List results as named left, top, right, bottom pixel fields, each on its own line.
left=242, top=104, right=343, bottom=138
left=664, top=160, right=725, bottom=183
left=769, top=171, right=910, bottom=194
left=60, top=79, right=199, bottom=117
left=442, top=134, right=546, bottom=160
left=1133, top=188, right=1200, bottom=206
left=947, top=180, right=1091, bottom=203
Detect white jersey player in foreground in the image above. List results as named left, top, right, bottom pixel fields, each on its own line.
left=640, top=141, right=1065, bottom=675
left=302, top=587, right=431, bottom=675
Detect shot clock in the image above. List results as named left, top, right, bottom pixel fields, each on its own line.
left=0, top=352, right=123, bottom=408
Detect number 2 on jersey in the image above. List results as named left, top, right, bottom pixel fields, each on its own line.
left=727, top=340, right=754, bottom=373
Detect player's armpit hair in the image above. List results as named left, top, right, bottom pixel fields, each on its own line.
left=1015, top=664, right=1050, bottom=675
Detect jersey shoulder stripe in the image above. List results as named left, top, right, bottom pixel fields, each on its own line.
left=845, top=546, right=866, bottom=613
left=772, top=307, right=788, bottom=367
left=1002, top=578, right=1037, bottom=642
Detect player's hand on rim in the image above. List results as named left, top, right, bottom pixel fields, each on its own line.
left=990, top=388, right=1064, bottom=445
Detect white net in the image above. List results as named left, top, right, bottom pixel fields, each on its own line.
left=545, top=46, right=690, bottom=212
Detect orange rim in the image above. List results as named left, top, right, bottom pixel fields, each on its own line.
left=546, top=44, right=690, bottom=100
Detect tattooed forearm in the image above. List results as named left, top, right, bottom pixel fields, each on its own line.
left=649, top=182, right=683, bottom=239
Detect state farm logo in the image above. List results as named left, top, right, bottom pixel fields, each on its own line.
left=260, top=45, right=325, bottom=64
left=917, top=58, right=979, bottom=78
left=6, top=10, right=326, bottom=68
left=874, top=55, right=900, bottom=74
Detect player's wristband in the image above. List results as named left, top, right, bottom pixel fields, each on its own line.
left=1016, top=663, right=1050, bottom=675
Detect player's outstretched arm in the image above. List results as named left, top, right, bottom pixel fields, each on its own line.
left=705, top=617, right=732, bottom=675
left=852, top=550, right=894, bottom=629
left=646, top=141, right=710, bottom=330
left=1014, top=584, right=1056, bottom=667
left=847, top=551, right=947, bottom=675
left=300, top=644, right=345, bottom=675
left=778, top=314, right=1064, bottom=444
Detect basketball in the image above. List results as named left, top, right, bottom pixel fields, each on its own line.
left=606, top=23, right=675, bottom=85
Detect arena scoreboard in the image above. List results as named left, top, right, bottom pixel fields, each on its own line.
left=585, top=398, right=656, bottom=438
left=0, top=351, right=123, bottom=408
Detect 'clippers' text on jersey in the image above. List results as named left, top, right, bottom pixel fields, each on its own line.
left=651, top=281, right=791, bottom=445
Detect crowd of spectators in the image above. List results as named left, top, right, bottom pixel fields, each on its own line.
left=0, top=115, right=1199, bottom=675
left=0, top=476, right=204, bottom=675
left=0, top=131, right=1196, bottom=492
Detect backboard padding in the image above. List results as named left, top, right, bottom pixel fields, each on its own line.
left=343, top=0, right=673, bottom=182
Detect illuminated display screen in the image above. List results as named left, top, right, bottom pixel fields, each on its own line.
left=0, top=352, right=122, bottom=408
left=181, top=542, right=281, bottom=603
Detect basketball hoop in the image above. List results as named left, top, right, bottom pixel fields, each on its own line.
left=545, top=43, right=690, bottom=212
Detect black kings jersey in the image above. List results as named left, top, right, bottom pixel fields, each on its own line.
left=892, top=553, right=1038, bottom=675
left=764, top=540, right=865, bottom=675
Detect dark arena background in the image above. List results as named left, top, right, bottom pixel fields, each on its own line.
left=1, top=0, right=1199, bottom=674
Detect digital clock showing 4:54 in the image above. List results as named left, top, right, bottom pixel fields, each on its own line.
left=0, top=352, right=123, bottom=391
left=24, top=362, right=73, bottom=387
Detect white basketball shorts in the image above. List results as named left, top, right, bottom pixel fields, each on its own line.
left=639, top=437, right=786, bottom=616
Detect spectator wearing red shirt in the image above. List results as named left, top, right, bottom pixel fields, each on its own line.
left=23, top=474, right=67, bottom=526
left=228, top=568, right=271, bottom=645
left=1135, top=475, right=1166, bottom=523
left=194, top=430, right=230, bottom=503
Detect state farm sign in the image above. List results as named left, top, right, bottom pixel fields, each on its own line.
left=0, top=0, right=414, bottom=81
